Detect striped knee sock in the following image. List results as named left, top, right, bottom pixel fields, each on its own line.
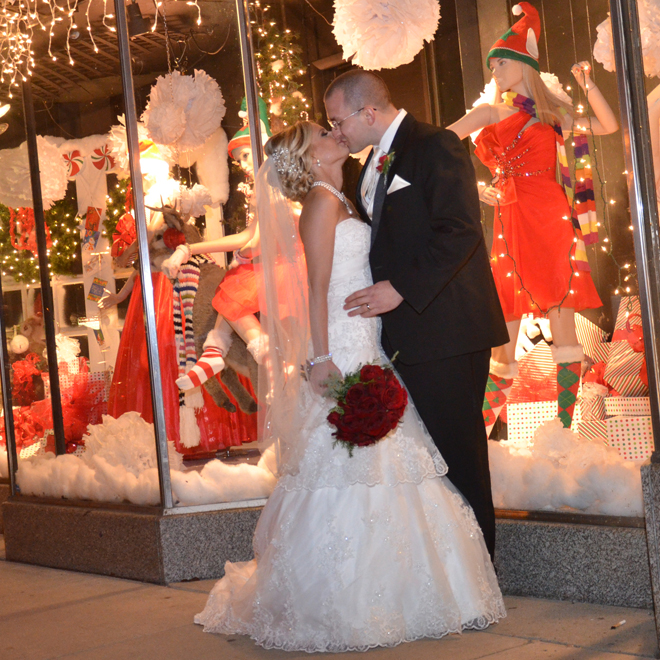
left=176, top=346, right=225, bottom=391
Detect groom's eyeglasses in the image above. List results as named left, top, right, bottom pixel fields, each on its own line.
left=329, top=107, right=365, bottom=131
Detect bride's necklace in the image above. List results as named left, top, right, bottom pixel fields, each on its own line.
left=311, top=181, right=353, bottom=216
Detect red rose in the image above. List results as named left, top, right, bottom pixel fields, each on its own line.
left=345, top=383, right=369, bottom=406
left=381, top=382, right=407, bottom=410
left=360, top=365, right=385, bottom=382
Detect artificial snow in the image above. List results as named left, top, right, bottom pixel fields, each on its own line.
left=4, top=412, right=645, bottom=516
left=489, top=418, right=644, bottom=516
left=15, top=412, right=276, bottom=507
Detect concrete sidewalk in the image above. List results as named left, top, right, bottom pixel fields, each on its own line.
left=0, top=536, right=657, bottom=660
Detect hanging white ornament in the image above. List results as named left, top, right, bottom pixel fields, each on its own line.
left=0, top=137, right=68, bottom=210
left=333, top=0, right=441, bottom=71
left=142, top=70, right=226, bottom=152
left=593, top=0, right=660, bottom=79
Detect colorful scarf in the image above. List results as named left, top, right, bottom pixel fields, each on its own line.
left=502, top=92, right=599, bottom=272
left=172, top=255, right=209, bottom=409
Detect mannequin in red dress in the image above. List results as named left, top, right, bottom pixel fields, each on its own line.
left=448, top=2, right=619, bottom=432
left=100, top=210, right=257, bottom=455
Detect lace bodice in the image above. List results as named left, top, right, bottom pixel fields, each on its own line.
left=277, top=217, right=447, bottom=492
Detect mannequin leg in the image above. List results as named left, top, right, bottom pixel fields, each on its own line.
left=483, top=320, right=521, bottom=437
left=176, top=317, right=233, bottom=391
left=548, top=308, right=583, bottom=428
left=229, top=314, right=268, bottom=364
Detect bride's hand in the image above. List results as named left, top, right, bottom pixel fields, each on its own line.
left=309, top=361, right=342, bottom=396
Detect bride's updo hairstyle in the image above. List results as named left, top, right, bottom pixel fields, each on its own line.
left=265, top=122, right=316, bottom=202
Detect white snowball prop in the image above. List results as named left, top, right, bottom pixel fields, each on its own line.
left=333, top=0, right=440, bottom=71
left=9, top=334, right=29, bottom=355
left=0, top=136, right=68, bottom=210
left=142, top=70, right=226, bottom=152
left=593, top=0, right=660, bottom=78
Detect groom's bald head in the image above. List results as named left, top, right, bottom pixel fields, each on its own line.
left=324, top=70, right=392, bottom=111
left=324, top=70, right=398, bottom=153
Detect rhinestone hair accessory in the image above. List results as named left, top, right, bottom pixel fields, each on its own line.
left=271, top=147, right=304, bottom=179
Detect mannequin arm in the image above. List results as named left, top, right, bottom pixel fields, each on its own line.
left=565, top=62, right=619, bottom=136
left=189, top=222, right=258, bottom=256
left=98, top=271, right=137, bottom=309
left=446, top=104, right=494, bottom=141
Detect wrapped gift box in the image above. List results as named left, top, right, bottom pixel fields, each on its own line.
left=575, top=314, right=609, bottom=362
left=578, top=419, right=607, bottom=442
left=604, top=396, right=651, bottom=418
left=603, top=341, right=648, bottom=397
left=606, top=416, right=653, bottom=460
left=592, top=341, right=612, bottom=365
left=507, top=400, right=558, bottom=445
left=508, top=342, right=556, bottom=405
left=580, top=394, right=606, bottom=421
left=613, top=296, right=642, bottom=331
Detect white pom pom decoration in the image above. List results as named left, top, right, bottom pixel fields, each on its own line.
left=0, top=136, right=68, bottom=210
left=142, top=70, right=226, bottom=152
left=107, top=117, right=153, bottom=175
left=593, top=1, right=660, bottom=78
left=179, top=184, right=212, bottom=218
left=512, top=4, right=523, bottom=16
left=10, top=335, right=29, bottom=355
left=333, top=0, right=441, bottom=71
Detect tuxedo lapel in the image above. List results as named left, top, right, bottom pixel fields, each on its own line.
left=370, top=114, right=416, bottom=248
left=355, top=148, right=374, bottom=224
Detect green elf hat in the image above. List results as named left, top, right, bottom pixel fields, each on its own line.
left=487, top=3, right=541, bottom=73
left=227, top=96, right=273, bottom=158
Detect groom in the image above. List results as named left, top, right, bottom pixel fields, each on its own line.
left=325, top=70, right=508, bottom=558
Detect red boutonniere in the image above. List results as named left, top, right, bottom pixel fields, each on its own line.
left=376, top=150, right=395, bottom=176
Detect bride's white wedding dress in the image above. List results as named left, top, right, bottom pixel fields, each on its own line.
left=195, top=217, right=506, bottom=652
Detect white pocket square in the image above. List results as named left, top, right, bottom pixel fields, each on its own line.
left=387, top=174, right=411, bottom=194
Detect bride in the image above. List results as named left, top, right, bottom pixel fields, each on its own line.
left=194, top=121, right=506, bottom=652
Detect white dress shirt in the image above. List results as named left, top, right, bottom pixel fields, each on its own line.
left=361, top=109, right=408, bottom=220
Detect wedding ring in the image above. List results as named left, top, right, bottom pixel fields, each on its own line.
left=366, top=303, right=371, bottom=310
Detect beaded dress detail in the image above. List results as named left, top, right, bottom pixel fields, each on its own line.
left=475, top=111, right=601, bottom=319
left=195, top=217, right=505, bottom=652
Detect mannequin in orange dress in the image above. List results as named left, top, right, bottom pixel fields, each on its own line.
left=162, top=123, right=268, bottom=393
left=448, top=2, right=619, bottom=433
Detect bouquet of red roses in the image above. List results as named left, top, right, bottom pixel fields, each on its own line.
left=326, top=363, right=408, bottom=456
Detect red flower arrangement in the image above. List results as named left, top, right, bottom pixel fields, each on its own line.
left=326, top=363, right=407, bottom=456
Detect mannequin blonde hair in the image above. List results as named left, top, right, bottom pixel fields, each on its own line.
left=265, top=122, right=316, bottom=202
left=521, top=64, right=574, bottom=125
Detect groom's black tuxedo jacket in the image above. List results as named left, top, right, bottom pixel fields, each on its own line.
left=356, top=113, right=508, bottom=365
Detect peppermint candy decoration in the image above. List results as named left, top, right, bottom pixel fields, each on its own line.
left=63, top=149, right=84, bottom=179
left=91, top=145, right=116, bottom=171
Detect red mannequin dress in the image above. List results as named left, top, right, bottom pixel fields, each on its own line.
left=474, top=110, right=602, bottom=321
left=108, top=272, right=257, bottom=455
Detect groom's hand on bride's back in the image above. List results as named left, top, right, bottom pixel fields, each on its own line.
left=344, top=281, right=404, bottom=317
